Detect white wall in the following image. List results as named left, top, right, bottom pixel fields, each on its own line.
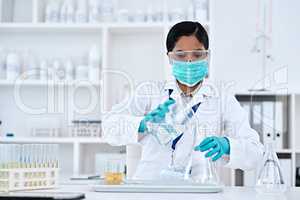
left=211, top=0, right=300, bottom=93
left=271, top=0, right=300, bottom=93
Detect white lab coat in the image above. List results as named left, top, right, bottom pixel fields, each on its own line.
left=102, top=79, right=264, bottom=180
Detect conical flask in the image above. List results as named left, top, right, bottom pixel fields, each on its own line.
left=255, top=142, right=286, bottom=194
left=189, top=126, right=220, bottom=185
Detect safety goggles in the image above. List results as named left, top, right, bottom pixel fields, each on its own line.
left=168, top=50, right=210, bottom=62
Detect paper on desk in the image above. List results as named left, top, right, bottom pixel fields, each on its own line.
left=102, top=114, right=142, bottom=146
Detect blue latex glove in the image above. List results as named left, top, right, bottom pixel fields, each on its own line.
left=194, top=136, right=230, bottom=161
left=138, top=99, right=175, bottom=133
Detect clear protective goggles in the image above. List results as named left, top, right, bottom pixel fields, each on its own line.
left=168, top=50, right=210, bottom=62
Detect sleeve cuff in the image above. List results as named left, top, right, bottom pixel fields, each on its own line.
left=102, top=114, right=143, bottom=146
left=222, top=137, right=243, bottom=169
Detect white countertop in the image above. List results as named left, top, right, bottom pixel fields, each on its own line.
left=23, top=184, right=300, bottom=200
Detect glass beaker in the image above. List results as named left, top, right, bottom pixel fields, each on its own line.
left=255, top=142, right=286, bottom=194
left=104, top=159, right=125, bottom=185
left=190, top=126, right=220, bottom=186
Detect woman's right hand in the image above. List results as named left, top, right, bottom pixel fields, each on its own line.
left=138, top=99, right=175, bottom=133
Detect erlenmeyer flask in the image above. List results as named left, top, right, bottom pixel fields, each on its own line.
left=255, top=142, right=286, bottom=194
left=190, top=127, right=220, bottom=186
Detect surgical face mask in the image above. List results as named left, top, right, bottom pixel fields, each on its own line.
left=171, top=59, right=208, bottom=87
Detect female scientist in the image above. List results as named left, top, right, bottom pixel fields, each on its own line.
left=104, top=21, right=264, bottom=180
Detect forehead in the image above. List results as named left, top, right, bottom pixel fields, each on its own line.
left=173, top=35, right=205, bottom=51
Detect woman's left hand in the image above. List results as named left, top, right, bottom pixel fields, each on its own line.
left=194, top=136, right=230, bottom=161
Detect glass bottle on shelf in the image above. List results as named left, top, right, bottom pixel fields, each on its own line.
left=6, top=49, right=20, bottom=81
left=0, top=47, right=6, bottom=80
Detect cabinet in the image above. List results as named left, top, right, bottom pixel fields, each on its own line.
left=234, top=93, right=295, bottom=187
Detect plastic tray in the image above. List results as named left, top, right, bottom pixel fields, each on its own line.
left=92, top=182, right=223, bottom=193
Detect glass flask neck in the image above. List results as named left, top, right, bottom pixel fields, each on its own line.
left=264, top=142, right=278, bottom=160
left=265, top=142, right=275, bottom=152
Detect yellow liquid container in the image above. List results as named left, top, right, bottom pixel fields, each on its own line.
left=104, top=172, right=124, bottom=185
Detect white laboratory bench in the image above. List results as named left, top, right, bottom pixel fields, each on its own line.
left=20, top=184, right=300, bottom=200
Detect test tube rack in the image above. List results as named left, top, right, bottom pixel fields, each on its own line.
left=0, top=166, right=59, bottom=192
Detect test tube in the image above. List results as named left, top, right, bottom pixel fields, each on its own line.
left=42, top=144, right=46, bottom=167
left=0, top=145, right=3, bottom=180
left=35, top=144, right=40, bottom=168
left=54, top=144, right=59, bottom=168
left=31, top=144, right=36, bottom=168
left=28, top=144, right=33, bottom=168
left=4, top=144, right=8, bottom=168
left=45, top=144, right=53, bottom=167
left=19, top=144, right=26, bottom=168
left=15, top=144, right=21, bottom=168
left=25, top=144, right=31, bottom=168
left=0, top=144, right=4, bottom=169
left=8, top=145, right=12, bottom=168
left=22, top=144, right=28, bottom=168
left=49, top=144, right=54, bottom=167
left=19, top=144, right=23, bottom=167
left=14, top=144, right=19, bottom=168
left=45, top=144, right=52, bottom=167
left=36, top=144, right=42, bottom=168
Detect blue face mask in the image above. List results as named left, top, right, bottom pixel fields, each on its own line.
left=171, top=60, right=208, bottom=87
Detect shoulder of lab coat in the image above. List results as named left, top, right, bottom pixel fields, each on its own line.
left=106, top=80, right=169, bottom=145
left=222, top=92, right=264, bottom=171
left=111, top=80, right=169, bottom=116
left=102, top=114, right=143, bottom=146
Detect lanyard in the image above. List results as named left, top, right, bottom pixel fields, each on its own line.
left=167, top=89, right=202, bottom=150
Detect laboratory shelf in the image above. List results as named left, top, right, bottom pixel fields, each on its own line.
left=275, top=149, right=293, bottom=153
left=295, top=150, right=300, bottom=153
left=107, top=22, right=210, bottom=34
left=106, top=22, right=166, bottom=28
left=0, top=22, right=211, bottom=34
left=0, top=137, right=105, bottom=144
left=0, top=23, right=161, bottom=33
left=70, top=137, right=105, bottom=144
left=0, top=80, right=102, bottom=87
left=165, top=21, right=210, bottom=28
left=235, top=91, right=292, bottom=96
left=106, top=22, right=166, bottom=34
left=0, top=23, right=103, bottom=33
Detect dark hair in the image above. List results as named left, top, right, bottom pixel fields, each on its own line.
left=166, top=21, right=209, bottom=52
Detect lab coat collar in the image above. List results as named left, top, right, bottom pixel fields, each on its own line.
left=164, top=78, right=214, bottom=102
